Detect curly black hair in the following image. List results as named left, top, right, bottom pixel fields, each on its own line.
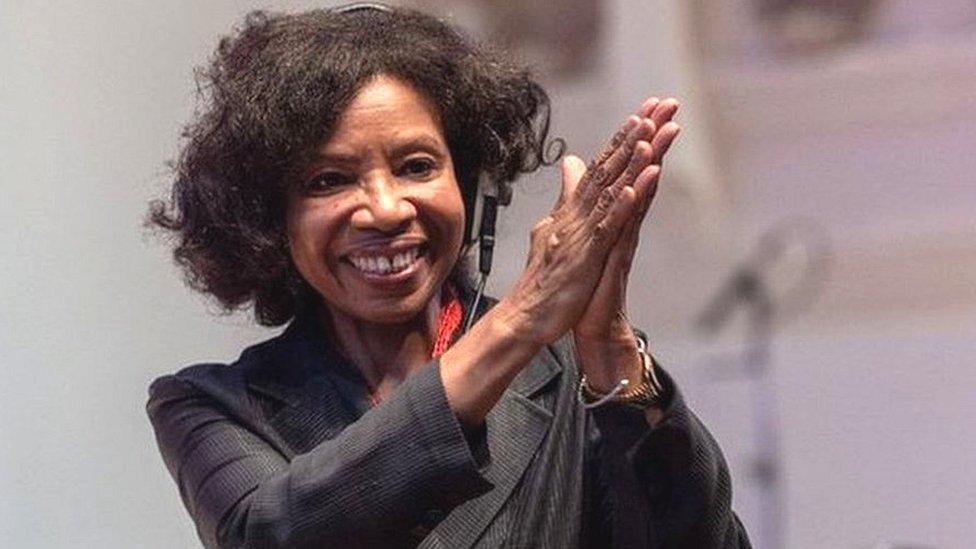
left=149, top=6, right=559, bottom=326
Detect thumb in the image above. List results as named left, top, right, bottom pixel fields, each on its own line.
left=558, top=154, right=587, bottom=208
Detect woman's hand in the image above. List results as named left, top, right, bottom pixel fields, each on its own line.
left=571, top=97, right=682, bottom=393
left=496, top=111, right=668, bottom=347
left=441, top=99, right=678, bottom=427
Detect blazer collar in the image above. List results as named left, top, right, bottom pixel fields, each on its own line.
left=244, top=315, right=367, bottom=453
left=246, top=294, right=563, bottom=405
left=244, top=313, right=340, bottom=406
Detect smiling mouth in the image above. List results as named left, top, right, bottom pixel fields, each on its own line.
left=347, top=245, right=424, bottom=276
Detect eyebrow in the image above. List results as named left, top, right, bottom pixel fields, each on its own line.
left=389, top=134, right=448, bottom=159
left=310, top=151, right=359, bottom=166
left=307, top=134, right=448, bottom=171
left=313, top=135, right=446, bottom=159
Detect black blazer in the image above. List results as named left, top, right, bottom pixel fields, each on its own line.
left=148, top=314, right=751, bottom=548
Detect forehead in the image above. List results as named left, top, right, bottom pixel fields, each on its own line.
left=325, top=75, right=446, bottom=146
left=347, top=75, right=435, bottom=111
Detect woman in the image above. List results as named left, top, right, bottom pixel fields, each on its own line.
left=148, top=5, right=751, bottom=548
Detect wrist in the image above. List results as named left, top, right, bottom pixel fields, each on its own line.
left=441, top=302, right=544, bottom=427
left=577, top=334, right=667, bottom=412
left=574, top=335, right=643, bottom=394
left=574, top=319, right=642, bottom=388
left=573, top=312, right=634, bottom=349
left=457, top=299, right=546, bottom=375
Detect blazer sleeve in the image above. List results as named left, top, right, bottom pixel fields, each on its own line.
left=147, top=360, right=493, bottom=548
left=581, top=366, right=752, bottom=548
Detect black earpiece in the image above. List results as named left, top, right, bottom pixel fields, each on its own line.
left=478, top=195, right=497, bottom=277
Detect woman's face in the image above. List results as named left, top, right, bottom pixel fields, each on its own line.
left=286, top=75, right=465, bottom=326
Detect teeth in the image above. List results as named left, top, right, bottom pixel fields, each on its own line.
left=350, top=247, right=421, bottom=275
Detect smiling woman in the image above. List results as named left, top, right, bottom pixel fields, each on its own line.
left=148, top=6, right=550, bottom=327
left=146, top=4, right=751, bottom=548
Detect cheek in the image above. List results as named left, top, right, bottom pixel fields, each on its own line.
left=424, top=182, right=465, bottom=240
left=428, top=202, right=465, bottom=258
left=444, top=192, right=465, bottom=232
left=286, top=201, right=344, bottom=273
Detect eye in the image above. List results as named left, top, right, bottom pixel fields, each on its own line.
left=304, top=171, right=354, bottom=194
left=398, top=157, right=438, bottom=180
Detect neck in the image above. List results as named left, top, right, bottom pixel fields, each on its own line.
left=319, top=295, right=442, bottom=397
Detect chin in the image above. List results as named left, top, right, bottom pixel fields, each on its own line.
left=326, top=287, right=440, bottom=327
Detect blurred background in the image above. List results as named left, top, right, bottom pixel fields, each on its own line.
left=1, top=0, right=974, bottom=547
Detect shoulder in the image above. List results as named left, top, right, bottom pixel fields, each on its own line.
left=146, top=325, right=294, bottom=412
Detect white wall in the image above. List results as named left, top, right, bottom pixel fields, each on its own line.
left=0, top=2, right=310, bottom=546
left=2, top=1, right=973, bottom=548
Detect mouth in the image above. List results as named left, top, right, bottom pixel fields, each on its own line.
left=345, top=244, right=427, bottom=280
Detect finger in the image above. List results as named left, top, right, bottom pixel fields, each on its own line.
left=633, top=164, right=662, bottom=219
left=625, top=213, right=642, bottom=268
left=649, top=98, right=680, bottom=131
left=601, top=161, right=664, bottom=286
left=578, top=116, right=642, bottom=202
left=604, top=209, right=640, bottom=279
left=636, top=96, right=660, bottom=118
left=611, top=140, right=655, bottom=194
left=620, top=164, right=663, bottom=266
left=525, top=213, right=559, bottom=269
left=558, top=154, right=587, bottom=208
left=579, top=118, right=655, bottom=206
left=586, top=115, right=640, bottom=178
left=650, top=122, right=681, bottom=165
left=589, top=185, right=637, bottom=249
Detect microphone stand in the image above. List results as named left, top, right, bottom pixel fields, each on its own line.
left=743, top=272, right=783, bottom=549
left=698, top=267, right=783, bottom=549
left=698, top=219, right=830, bottom=548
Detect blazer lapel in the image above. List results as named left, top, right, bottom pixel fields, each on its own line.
left=245, top=316, right=362, bottom=457
left=423, top=345, right=563, bottom=548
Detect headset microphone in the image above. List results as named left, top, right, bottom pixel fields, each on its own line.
left=464, top=182, right=498, bottom=332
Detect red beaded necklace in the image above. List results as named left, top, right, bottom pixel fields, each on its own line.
left=432, top=284, right=463, bottom=359
left=368, top=285, right=463, bottom=407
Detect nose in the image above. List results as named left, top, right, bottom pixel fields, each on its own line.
left=350, top=174, right=416, bottom=234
